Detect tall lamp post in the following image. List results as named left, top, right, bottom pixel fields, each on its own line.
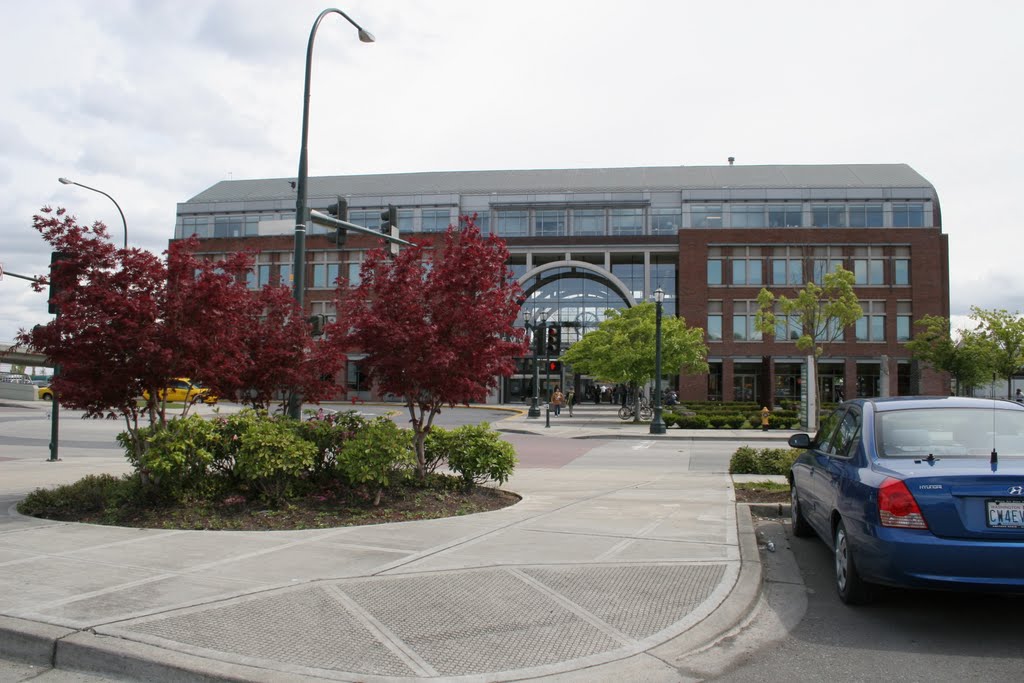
left=289, top=8, right=374, bottom=419
left=650, top=287, right=667, bottom=435
left=57, top=177, right=127, bottom=249
left=524, top=310, right=542, bottom=418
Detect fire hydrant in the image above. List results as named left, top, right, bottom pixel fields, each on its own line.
left=760, top=406, right=771, bottom=432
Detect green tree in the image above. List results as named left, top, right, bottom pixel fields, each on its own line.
left=970, top=307, right=1024, bottom=398
left=560, top=303, right=708, bottom=422
left=905, top=315, right=993, bottom=396
left=754, top=267, right=862, bottom=407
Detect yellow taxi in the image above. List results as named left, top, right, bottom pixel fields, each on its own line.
left=38, top=385, right=54, bottom=401
left=143, top=378, right=218, bottom=405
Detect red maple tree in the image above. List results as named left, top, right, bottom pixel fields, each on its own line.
left=330, top=215, right=527, bottom=478
left=16, top=207, right=342, bottom=452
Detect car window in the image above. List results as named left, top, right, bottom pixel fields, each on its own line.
left=827, top=409, right=861, bottom=457
left=880, top=407, right=1024, bottom=457
left=814, top=408, right=845, bottom=454
left=170, top=380, right=189, bottom=390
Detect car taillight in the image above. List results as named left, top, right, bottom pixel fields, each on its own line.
left=878, top=478, right=928, bottom=530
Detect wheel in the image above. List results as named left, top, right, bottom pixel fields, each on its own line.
left=617, top=406, right=632, bottom=420
left=834, top=519, right=873, bottom=605
left=639, top=405, right=654, bottom=421
left=790, top=484, right=814, bottom=537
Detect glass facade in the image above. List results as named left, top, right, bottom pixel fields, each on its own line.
left=573, top=209, right=605, bottom=236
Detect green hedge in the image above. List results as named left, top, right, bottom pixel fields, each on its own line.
left=728, top=446, right=802, bottom=475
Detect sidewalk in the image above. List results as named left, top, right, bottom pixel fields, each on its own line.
left=0, top=401, right=795, bottom=682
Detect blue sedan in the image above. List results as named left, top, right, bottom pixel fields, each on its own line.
left=788, top=396, right=1024, bottom=604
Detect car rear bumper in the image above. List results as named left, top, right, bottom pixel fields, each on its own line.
left=852, top=523, right=1024, bottom=592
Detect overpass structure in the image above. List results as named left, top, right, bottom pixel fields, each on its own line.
left=0, top=342, right=50, bottom=368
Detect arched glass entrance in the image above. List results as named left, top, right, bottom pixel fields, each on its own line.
left=504, top=263, right=632, bottom=404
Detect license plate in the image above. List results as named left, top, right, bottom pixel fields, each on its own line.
left=987, top=500, right=1024, bottom=528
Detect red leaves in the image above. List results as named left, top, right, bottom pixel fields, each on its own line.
left=331, top=215, right=527, bottom=410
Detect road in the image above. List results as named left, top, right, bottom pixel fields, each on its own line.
left=704, top=519, right=1024, bottom=683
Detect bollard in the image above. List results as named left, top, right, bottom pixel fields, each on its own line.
left=545, top=404, right=550, bottom=428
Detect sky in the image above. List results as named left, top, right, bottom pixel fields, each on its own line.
left=2, top=0, right=1022, bottom=351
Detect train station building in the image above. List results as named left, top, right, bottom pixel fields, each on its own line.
left=175, top=163, right=949, bottom=405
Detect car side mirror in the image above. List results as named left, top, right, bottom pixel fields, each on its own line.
left=788, top=433, right=812, bottom=449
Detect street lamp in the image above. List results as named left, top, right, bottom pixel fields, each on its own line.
left=650, top=287, right=666, bottom=435
left=57, top=177, right=127, bottom=250
left=524, top=310, right=542, bottom=418
left=289, top=8, right=374, bottom=419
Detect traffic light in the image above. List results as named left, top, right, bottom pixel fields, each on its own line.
left=307, top=314, right=327, bottom=337
left=547, top=360, right=561, bottom=373
left=380, top=204, right=398, bottom=234
left=326, top=196, right=348, bottom=246
left=48, top=251, right=70, bottom=315
left=380, top=204, right=400, bottom=256
left=546, top=326, right=560, bottom=355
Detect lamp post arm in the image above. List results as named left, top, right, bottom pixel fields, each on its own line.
left=62, top=180, right=128, bottom=250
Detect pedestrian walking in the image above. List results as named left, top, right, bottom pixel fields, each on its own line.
left=551, top=387, right=564, bottom=416
left=566, top=388, right=575, bottom=416
left=1016, top=388, right=1023, bottom=403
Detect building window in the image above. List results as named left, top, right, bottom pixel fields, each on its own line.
left=707, top=246, right=723, bottom=286
left=247, top=255, right=272, bottom=290
left=730, top=204, right=765, bottom=228
left=346, top=261, right=361, bottom=287
left=610, top=208, right=644, bottom=236
left=731, top=246, right=763, bottom=286
left=812, top=204, right=846, bottom=228
left=421, top=208, right=452, bottom=232
left=812, top=246, right=844, bottom=284
left=650, top=254, right=677, bottom=317
left=707, top=363, right=723, bottom=401
left=572, top=209, right=605, bottom=236
left=732, top=300, right=760, bottom=341
left=892, top=203, right=925, bottom=227
left=611, top=254, right=644, bottom=300
left=774, top=305, right=801, bottom=341
left=848, top=203, right=883, bottom=227
left=855, top=300, right=886, bottom=341
left=346, top=359, right=368, bottom=392
left=312, top=261, right=340, bottom=289
left=893, top=246, right=910, bottom=285
left=310, top=300, right=337, bottom=325
left=496, top=210, right=529, bottom=237
left=768, top=204, right=802, bottom=228
left=691, top=204, right=722, bottom=228
left=707, top=301, right=723, bottom=341
left=853, top=246, right=885, bottom=285
left=213, top=215, right=257, bottom=238
left=651, top=208, right=681, bottom=235
left=856, top=363, right=880, bottom=398
left=896, top=301, right=912, bottom=342
left=771, top=247, right=803, bottom=285
left=534, top=209, right=566, bottom=237
left=471, top=210, right=490, bottom=234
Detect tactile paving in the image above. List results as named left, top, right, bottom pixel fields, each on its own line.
left=523, top=563, right=726, bottom=639
left=130, top=585, right=413, bottom=676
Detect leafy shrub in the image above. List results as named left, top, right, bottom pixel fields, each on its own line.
left=729, top=446, right=802, bottom=475
left=296, top=410, right=368, bottom=478
left=662, top=412, right=678, bottom=428
left=709, top=415, right=730, bottom=429
left=119, top=415, right=221, bottom=501
left=17, top=474, right=141, bottom=520
left=725, top=414, right=746, bottom=429
left=337, top=417, right=415, bottom=504
left=233, top=416, right=317, bottom=503
left=443, top=423, right=517, bottom=490
left=424, top=426, right=459, bottom=474
left=677, top=414, right=711, bottom=429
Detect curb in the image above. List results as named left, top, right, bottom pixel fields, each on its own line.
left=646, top=504, right=764, bottom=668
left=744, top=502, right=792, bottom=518
left=0, top=615, right=76, bottom=667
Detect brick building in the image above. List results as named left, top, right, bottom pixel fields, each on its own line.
left=176, top=163, right=949, bottom=404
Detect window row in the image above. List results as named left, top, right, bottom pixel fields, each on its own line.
left=691, top=202, right=926, bottom=228
left=244, top=252, right=362, bottom=290
left=706, top=300, right=912, bottom=343
left=707, top=246, right=911, bottom=287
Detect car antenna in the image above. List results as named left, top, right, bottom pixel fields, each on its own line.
left=990, top=401, right=998, bottom=467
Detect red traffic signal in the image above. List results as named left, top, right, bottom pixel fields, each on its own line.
left=547, top=360, right=561, bottom=373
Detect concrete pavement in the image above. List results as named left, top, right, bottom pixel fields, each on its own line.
left=0, top=400, right=796, bottom=682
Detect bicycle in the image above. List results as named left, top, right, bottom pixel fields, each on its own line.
left=618, top=397, right=654, bottom=421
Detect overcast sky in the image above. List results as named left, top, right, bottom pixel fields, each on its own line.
left=2, top=0, right=1022, bottom=350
